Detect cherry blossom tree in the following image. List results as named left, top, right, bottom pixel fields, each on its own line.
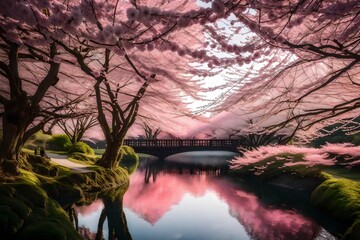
left=230, top=143, right=360, bottom=173
left=0, top=31, right=88, bottom=166
left=3, top=0, right=358, bottom=171
left=0, top=0, right=245, bottom=169
left=203, top=0, right=360, bottom=141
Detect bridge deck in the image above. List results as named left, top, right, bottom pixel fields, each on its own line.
left=124, top=139, right=242, bottom=158
left=124, top=139, right=241, bottom=148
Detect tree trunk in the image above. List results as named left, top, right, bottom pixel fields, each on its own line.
left=96, top=139, right=124, bottom=169
left=95, top=209, right=106, bottom=240
left=103, top=196, right=132, bottom=240
left=1, top=101, right=34, bottom=159
left=0, top=98, right=39, bottom=174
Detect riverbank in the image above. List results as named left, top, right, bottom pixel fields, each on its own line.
left=0, top=152, right=130, bottom=239
left=229, top=156, right=360, bottom=240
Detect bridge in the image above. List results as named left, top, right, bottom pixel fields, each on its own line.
left=123, top=139, right=243, bottom=158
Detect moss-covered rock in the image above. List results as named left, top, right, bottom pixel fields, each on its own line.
left=26, top=155, right=59, bottom=177
left=311, top=176, right=360, bottom=222
left=311, top=174, right=360, bottom=239
left=1, top=148, right=129, bottom=239
left=0, top=180, right=81, bottom=240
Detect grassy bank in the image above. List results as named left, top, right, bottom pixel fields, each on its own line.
left=230, top=153, right=360, bottom=239
left=0, top=151, right=132, bottom=239
left=0, top=176, right=81, bottom=240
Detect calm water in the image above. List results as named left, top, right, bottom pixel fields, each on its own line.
left=72, top=151, right=343, bottom=240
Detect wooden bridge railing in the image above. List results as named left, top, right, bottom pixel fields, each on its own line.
left=123, top=139, right=242, bottom=148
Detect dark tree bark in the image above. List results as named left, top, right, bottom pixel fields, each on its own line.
left=0, top=35, right=84, bottom=174
left=102, top=195, right=132, bottom=240
left=0, top=41, right=60, bottom=167
left=95, top=209, right=106, bottom=240
left=55, top=40, right=151, bottom=169
left=95, top=78, right=148, bottom=168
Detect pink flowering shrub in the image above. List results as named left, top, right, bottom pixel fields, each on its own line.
left=230, top=143, right=360, bottom=175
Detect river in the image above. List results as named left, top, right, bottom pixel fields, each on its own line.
left=72, top=151, right=344, bottom=240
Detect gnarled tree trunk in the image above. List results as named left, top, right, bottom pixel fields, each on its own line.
left=96, top=139, right=124, bottom=169
left=1, top=96, right=38, bottom=160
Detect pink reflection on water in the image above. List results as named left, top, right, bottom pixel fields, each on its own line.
left=123, top=170, right=321, bottom=239
left=75, top=199, right=103, bottom=216
left=75, top=170, right=323, bottom=240
left=123, top=171, right=209, bottom=224
left=210, top=178, right=320, bottom=240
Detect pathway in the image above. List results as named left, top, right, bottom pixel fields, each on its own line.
left=48, top=153, right=94, bottom=173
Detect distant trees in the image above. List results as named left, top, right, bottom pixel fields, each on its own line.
left=237, top=133, right=291, bottom=151
left=137, top=122, right=161, bottom=140
left=58, top=114, right=98, bottom=144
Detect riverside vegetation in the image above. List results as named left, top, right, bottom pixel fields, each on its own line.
left=0, top=134, right=139, bottom=239
left=1, top=132, right=360, bottom=239
left=230, top=153, right=360, bottom=240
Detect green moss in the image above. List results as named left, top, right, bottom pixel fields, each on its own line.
left=18, top=169, right=41, bottom=185
left=0, top=205, right=24, bottom=234
left=1, top=147, right=129, bottom=239
left=47, top=134, right=71, bottom=151
left=68, top=142, right=94, bottom=155
left=19, top=221, right=67, bottom=240
left=0, top=196, right=32, bottom=219
left=43, top=181, right=84, bottom=202
left=0, top=179, right=82, bottom=239
left=19, top=154, right=59, bottom=178
left=311, top=175, right=360, bottom=238
left=344, top=218, right=360, bottom=240
left=68, top=152, right=99, bottom=164
left=45, top=165, right=129, bottom=202
left=119, top=146, right=139, bottom=175
left=23, top=131, right=52, bottom=150
left=311, top=177, right=360, bottom=221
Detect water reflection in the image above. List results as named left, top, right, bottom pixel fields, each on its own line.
left=71, top=187, right=132, bottom=240
left=72, top=152, right=338, bottom=240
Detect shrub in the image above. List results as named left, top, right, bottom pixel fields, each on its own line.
left=68, top=142, right=94, bottom=155
left=23, top=131, right=52, bottom=150
left=119, top=146, right=139, bottom=174
left=47, top=135, right=71, bottom=151
left=353, top=134, right=360, bottom=146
